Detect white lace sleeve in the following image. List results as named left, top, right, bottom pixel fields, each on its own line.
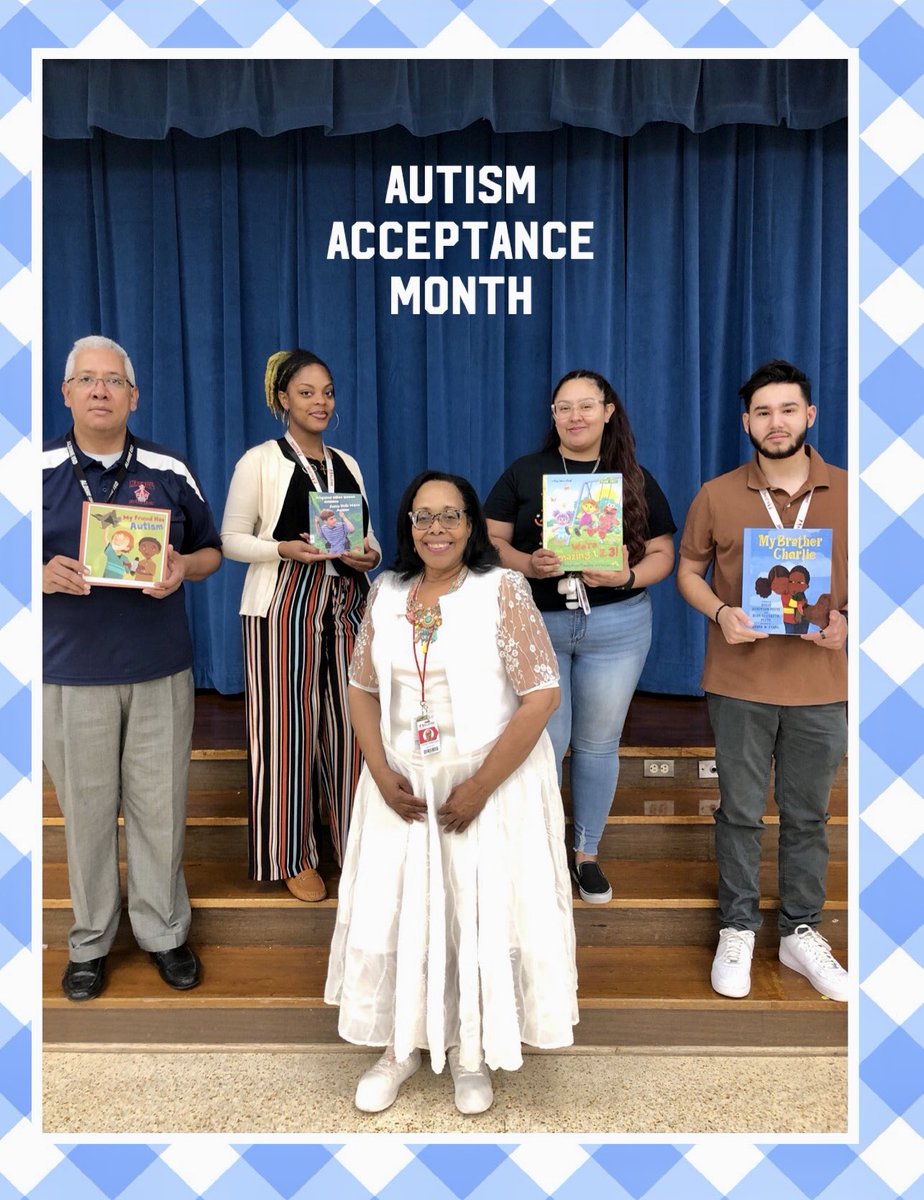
left=496, top=569, right=559, bottom=695
left=348, top=574, right=385, bottom=693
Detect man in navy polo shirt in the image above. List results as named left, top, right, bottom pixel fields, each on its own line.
left=43, top=335, right=222, bottom=1001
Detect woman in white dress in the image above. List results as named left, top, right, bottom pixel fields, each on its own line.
left=325, top=471, right=578, bottom=1115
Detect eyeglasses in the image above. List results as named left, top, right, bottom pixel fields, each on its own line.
left=65, top=374, right=134, bottom=391
left=408, top=507, right=466, bottom=529
left=552, top=399, right=604, bottom=417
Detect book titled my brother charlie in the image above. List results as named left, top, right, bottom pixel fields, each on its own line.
left=78, top=501, right=171, bottom=588
left=541, top=472, right=623, bottom=572
left=741, top=527, right=833, bottom=635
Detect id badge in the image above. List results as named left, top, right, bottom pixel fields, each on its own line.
left=416, top=716, right=441, bottom=757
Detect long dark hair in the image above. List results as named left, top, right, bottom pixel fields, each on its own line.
left=391, top=470, right=501, bottom=582
left=542, top=369, right=649, bottom=566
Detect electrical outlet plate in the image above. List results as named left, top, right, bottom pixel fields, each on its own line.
left=644, top=758, right=674, bottom=777
left=698, top=759, right=717, bottom=779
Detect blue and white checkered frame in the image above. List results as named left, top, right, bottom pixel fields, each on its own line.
left=3, top=2, right=923, bottom=1197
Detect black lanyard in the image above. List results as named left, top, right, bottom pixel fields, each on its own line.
left=65, top=429, right=136, bottom=505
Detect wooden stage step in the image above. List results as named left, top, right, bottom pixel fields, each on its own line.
left=46, top=752, right=848, bottom=797
left=41, top=810, right=848, bottom=863
left=43, top=944, right=847, bottom=1051
left=42, top=858, right=848, bottom=951
left=43, top=783, right=848, bottom=820
left=43, top=731, right=850, bottom=1053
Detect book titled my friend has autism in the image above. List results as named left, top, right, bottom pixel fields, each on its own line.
left=741, top=528, right=833, bottom=635
left=542, top=473, right=623, bottom=572
left=78, top=502, right=171, bottom=587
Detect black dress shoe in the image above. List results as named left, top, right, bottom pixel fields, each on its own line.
left=61, top=956, right=106, bottom=1002
left=149, top=944, right=201, bottom=990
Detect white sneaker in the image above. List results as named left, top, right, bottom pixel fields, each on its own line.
left=711, top=928, right=756, bottom=997
left=447, top=1046, right=493, bottom=1114
left=779, top=925, right=849, bottom=1002
left=354, top=1048, right=421, bottom=1112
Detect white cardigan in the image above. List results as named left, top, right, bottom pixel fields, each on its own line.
left=220, top=439, right=381, bottom=617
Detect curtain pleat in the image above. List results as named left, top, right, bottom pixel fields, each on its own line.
left=43, top=117, right=847, bottom=694
left=44, top=60, right=847, bottom=141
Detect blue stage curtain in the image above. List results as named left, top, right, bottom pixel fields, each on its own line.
left=44, top=59, right=846, bottom=141
left=43, top=71, right=846, bottom=695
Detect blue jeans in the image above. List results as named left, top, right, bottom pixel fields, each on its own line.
left=542, top=592, right=652, bottom=856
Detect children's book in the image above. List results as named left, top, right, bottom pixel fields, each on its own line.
left=541, top=473, right=623, bottom=572
left=78, top=502, right=171, bottom=587
left=741, top=528, right=833, bottom=635
left=309, top=491, right=364, bottom=555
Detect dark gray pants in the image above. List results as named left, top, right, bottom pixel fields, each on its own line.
left=706, top=694, right=847, bottom=936
left=43, top=671, right=194, bottom=960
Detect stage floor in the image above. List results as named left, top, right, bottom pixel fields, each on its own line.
left=192, top=689, right=713, bottom=751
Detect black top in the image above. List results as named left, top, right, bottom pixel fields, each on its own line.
left=483, top=450, right=676, bottom=611
left=273, top=438, right=371, bottom=588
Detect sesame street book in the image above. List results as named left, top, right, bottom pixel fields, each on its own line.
left=741, top=528, right=833, bottom=635
left=542, top=473, right=623, bottom=571
left=78, top=502, right=171, bottom=588
left=308, top=491, right=364, bottom=555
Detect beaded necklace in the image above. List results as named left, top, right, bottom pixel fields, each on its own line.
left=405, top=567, right=468, bottom=645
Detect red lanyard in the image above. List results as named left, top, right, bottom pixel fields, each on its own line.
left=412, top=627, right=434, bottom=713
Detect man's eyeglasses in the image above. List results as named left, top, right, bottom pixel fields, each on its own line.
left=552, top=399, right=604, bottom=417
left=408, top=507, right=466, bottom=529
left=65, top=374, right=134, bottom=391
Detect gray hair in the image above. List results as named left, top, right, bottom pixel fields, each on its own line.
left=64, top=336, right=136, bottom=387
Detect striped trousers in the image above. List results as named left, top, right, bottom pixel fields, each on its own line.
left=243, top=562, right=366, bottom=879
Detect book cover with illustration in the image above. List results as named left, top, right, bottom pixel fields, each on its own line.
left=309, top=491, right=364, bottom=554
left=541, top=473, right=623, bottom=572
left=741, top=528, right=833, bottom=635
left=78, top=503, right=171, bottom=587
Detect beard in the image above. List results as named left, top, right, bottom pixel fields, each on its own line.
left=748, top=425, right=808, bottom=460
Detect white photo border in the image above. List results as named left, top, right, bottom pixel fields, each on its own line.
left=4, top=2, right=922, bottom=1197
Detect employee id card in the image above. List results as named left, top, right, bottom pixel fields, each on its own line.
left=415, top=715, right=441, bottom=756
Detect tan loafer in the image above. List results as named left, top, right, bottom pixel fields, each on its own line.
left=285, top=867, right=327, bottom=902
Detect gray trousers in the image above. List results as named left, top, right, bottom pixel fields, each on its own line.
left=706, top=694, right=847, bottom=936
left=43, top=670, right=194, bottom=960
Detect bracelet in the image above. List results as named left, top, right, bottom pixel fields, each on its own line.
left=714, top=603, right=728, bottom=624
left=616, top=569, right=636, bottom=591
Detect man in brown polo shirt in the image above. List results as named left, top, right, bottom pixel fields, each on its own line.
left=677, top=360, right=848, bottom=1002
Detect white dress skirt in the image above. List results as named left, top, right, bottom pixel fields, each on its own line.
left=324, top=580, right=578, bottom=1074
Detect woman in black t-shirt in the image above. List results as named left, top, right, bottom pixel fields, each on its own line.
left=484, top=370, right=676, bottom=904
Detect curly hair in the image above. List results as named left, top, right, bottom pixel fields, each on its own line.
left=755, top=563, right=791, bottom=598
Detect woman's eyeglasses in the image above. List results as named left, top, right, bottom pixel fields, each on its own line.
left=408, top=507, right=466, bottom=529
left=551, top=399, right=604, bottom=417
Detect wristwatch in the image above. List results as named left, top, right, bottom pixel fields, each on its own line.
left=615, top=569, right=636, bottom=591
